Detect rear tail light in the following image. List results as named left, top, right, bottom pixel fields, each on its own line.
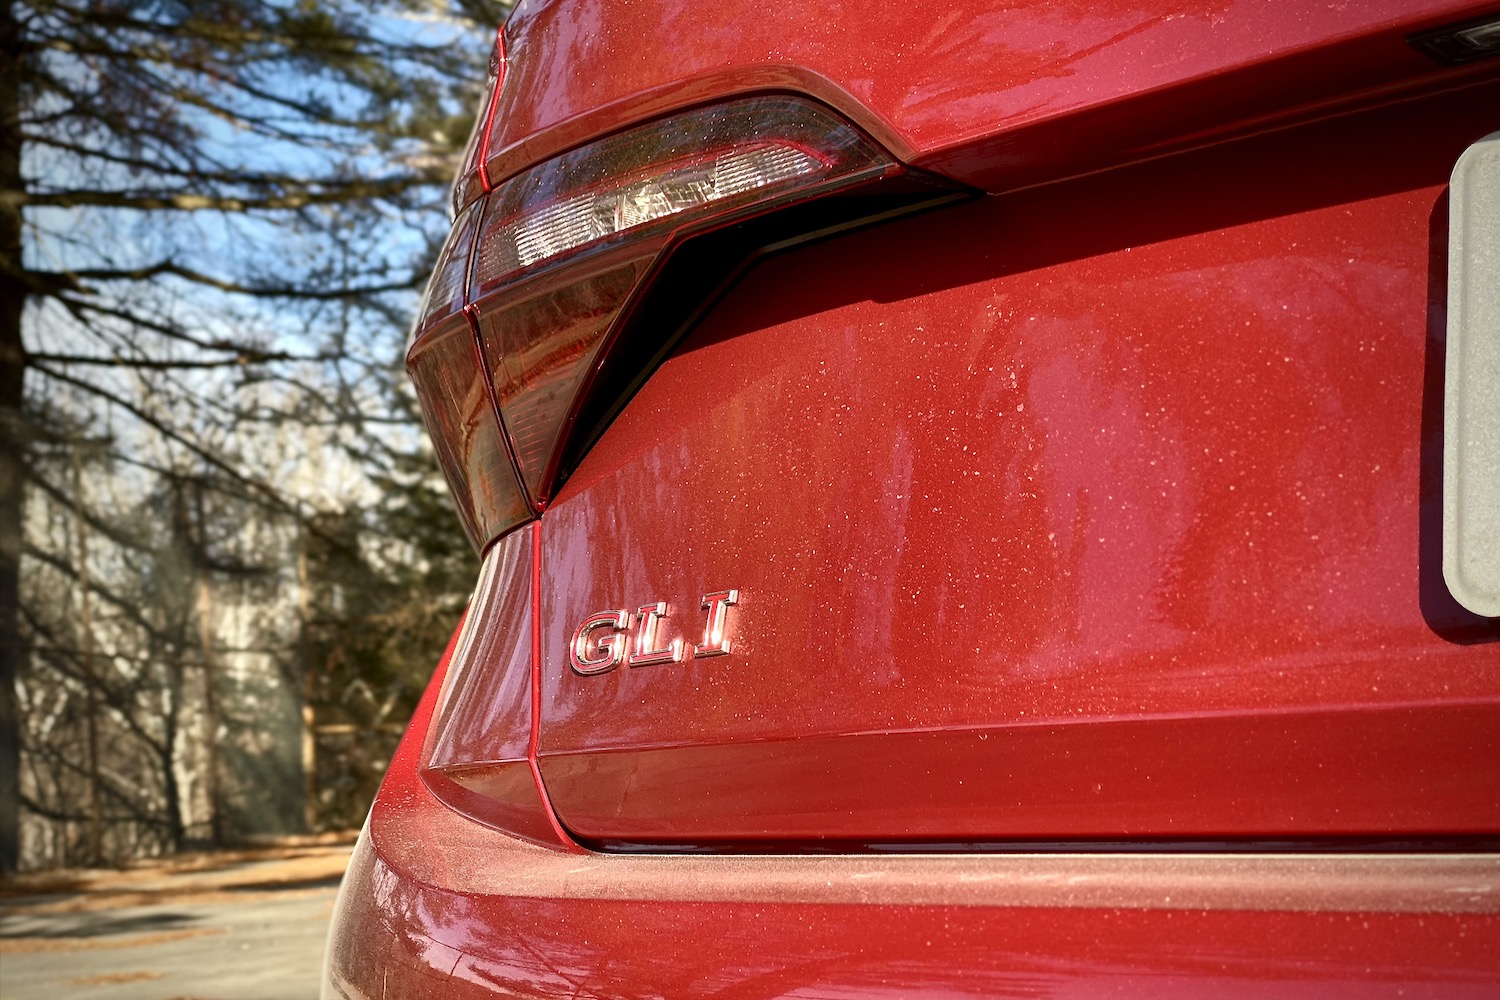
left=477, top=260, right=650, bottom=496
left=410, top=95, right=908, bottom=552
left=408, top=203, right=532, bottom=546
left=1412, top=11, right=1500, bottom=64
left=494, top=143, right=824, bottom=268
left=468, top=98, right=888, bottom=293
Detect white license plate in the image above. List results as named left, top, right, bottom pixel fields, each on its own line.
left=1444, top=131, right=1500, bottom=618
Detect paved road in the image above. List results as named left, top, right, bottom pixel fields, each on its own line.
left=0, top=847, right=349, bottom=1000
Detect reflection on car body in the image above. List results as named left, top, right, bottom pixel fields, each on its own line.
left=324, top=2, right=1500, bottom=997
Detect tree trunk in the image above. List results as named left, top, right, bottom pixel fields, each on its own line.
left=72, top=446, right=103, bottom=864
left=161, top=654, right=185, bottom=852
left=195, top=484, right=222, bottom=846
left=197, top=575, right=221, bottom=845
left=298, top=534, right=316, bottom=833
left=0, top=0, right=30, bottom=874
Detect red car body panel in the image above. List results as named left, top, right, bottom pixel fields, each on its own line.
left=483, top=0, right=1498, bottom=193
left=325, top=0, right=1500, bottom=995
left=532, top=84, right=1500, bottom=846
left=329, top=630, right=1500, bottom=998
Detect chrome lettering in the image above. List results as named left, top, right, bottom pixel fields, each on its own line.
left=692, top=589, right=739, bottom=659
left=629, top=602, right=683, bottom=666
left=569, top=609, right=630, bottom=675
left=572, top=590, right=740, bottom=675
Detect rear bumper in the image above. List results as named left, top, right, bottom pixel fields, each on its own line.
left=326, top=623, right=1500, bottom=998
left=327, top=804, right=1500, bottom=998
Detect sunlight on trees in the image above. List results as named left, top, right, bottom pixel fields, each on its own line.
left=2, top=0, right=510, bottom=870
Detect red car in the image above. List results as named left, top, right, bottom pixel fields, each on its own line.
left=324, top=1, right=1500, bottom=995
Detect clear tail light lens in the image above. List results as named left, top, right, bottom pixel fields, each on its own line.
left=410, top=95, right=901, bottom=552
left=414, top=201, right=482, bottom=337
left=479, top=142, right=833, bottom=278
left=470, top=97, right=889, bottom=295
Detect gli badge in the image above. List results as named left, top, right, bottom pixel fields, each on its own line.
left=569, top=590, right=739, bottom=676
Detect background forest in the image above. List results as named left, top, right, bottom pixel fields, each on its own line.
left=1, top=0, right=508, bottom=871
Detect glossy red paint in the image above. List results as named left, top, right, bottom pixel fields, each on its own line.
left=425, top=532, right=532, bottom=770
left=470, top=0, right=1499, bottom=198
left=330, top=1, right=1500, bottom=996
left=327, top=624, right=1500, bottom=998
left=416, top=527, right=579, bottom=850
left=450, top=27, right=504, bottom=213
left=335, top=836, right=1500, bottom=999
left=534, top=79, right=1500, bottom=846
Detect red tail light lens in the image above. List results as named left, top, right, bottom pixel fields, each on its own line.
left=408, top=315, right=531, bottom=547
left=411, top=96, right=899, bottom=551
left=408, top=200, right=531, bottom=545
left=476, top=261, right=650, bottom=496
